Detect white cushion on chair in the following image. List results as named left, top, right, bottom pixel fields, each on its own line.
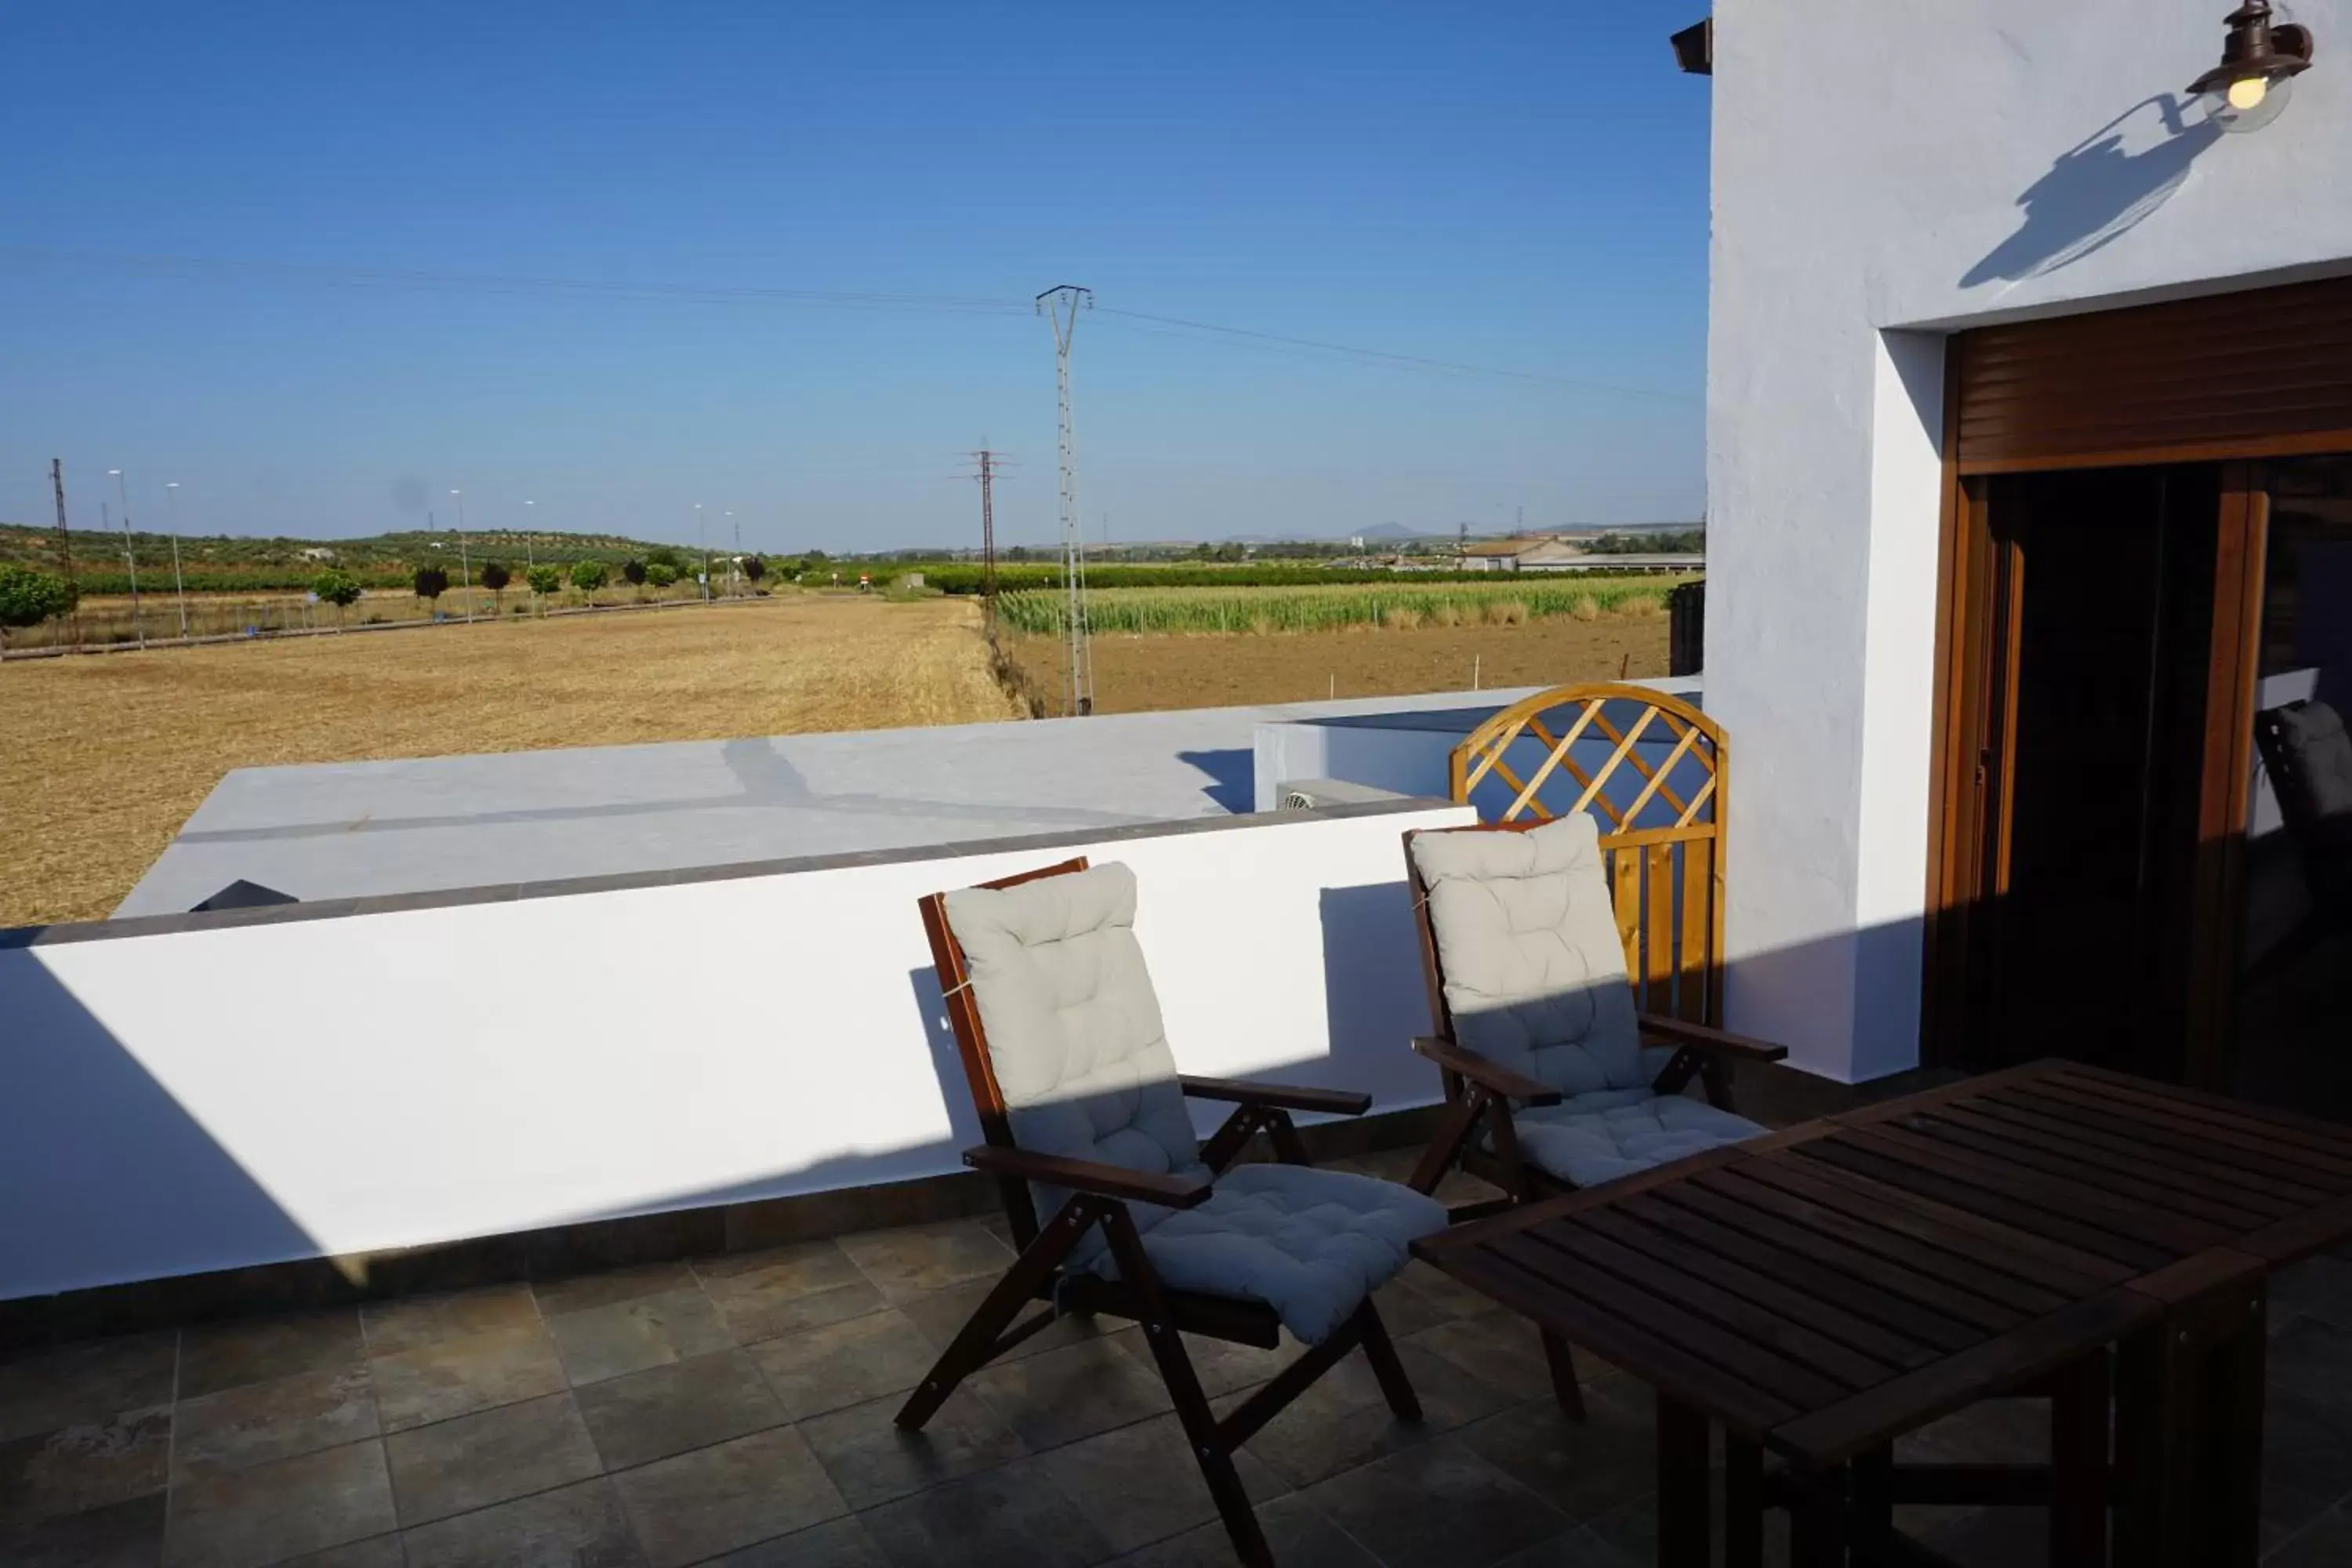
left=944, top=865, right=1208, bottom=1229
left=2278, top=702, right=2352, bottom=820
left=1508, top=1090, right=1766, bottom=1189
left=1412, top=814, right=1770, bottom=1189
left=1103, top=1163, right=1447, bottom=1345
left=943, top=861, right=1448, bottom=1341
left=1408, top=813, right=1648, bottom=1095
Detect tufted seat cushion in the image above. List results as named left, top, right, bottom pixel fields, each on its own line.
left=1508, top=1090, right=1766, bottom=1189
left=942, top=862, right=1446, bottom=1342
left=1410, top=815, right=1769, bottom=1188
left=2276, top=701, right=2352, bottom=821
left=1093, top=1163, right=1447, bottom=1345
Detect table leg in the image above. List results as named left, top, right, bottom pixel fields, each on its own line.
left=1851, top=1444, right=1893, bottom=1543
left=1787, top=1465, right=1845, bottom=1568
left=1724, top=1434, right=1764, bottom=1568
left=2114, top=1283, right=2267, bottom=1568
left=1656, top=1394, right=1711, bottom=1568
left=2049, top=1348, right=2110, bottom=1564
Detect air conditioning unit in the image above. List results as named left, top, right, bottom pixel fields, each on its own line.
left=1276, top=779, right=1408, bottom=811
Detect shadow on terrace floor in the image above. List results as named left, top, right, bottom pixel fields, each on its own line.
left=5, top=1156, right=2352, bottom=1568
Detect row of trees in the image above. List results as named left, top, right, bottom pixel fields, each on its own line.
left=0, top=546, right=779, bottom=654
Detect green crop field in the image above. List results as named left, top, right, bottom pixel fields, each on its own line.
left=993, top=576, right=1691, bottom=635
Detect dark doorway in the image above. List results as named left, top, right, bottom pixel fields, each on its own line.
left=1966, top=465, right=2220, bottom=1074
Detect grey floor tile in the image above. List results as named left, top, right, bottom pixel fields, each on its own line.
left=1109, top=1326, right=1298, bottom=1402
left=1038, top=1409, right=1287, bottom=1555
left=800, top=1388, right=1027, bottom=1510
left=163, top=1438, right=397, bottom=1568
left=900, top=1279, right=1113, bottom=1366
left=1454, top=1377, right=1659, bottom=1525
left=706, top=1513, right=891, bottom=1566
left=277, top=1534, right=408, bottom=1567
left=533, top=1261, right=701, bottom=1320
left=0, top=1405, right=170, bottom=1523
left=2263, top=1384, right=2352, bottom=1542
left=1300, top=1436, right=1567, bottom=1568
left=361, top=1286, right=541, bottom=1356
left=2272, top=1316, right=2352, bottom=1414
left=613, top=1425, right=848, bottom=1568
left=546, top=1287, right=735, bottom=1386
left=856, top=1453, right=1112, bottom=1568
left=1101, top=1492, right=1380, bottom=1568
left=966, top=1336, right=1174, bottom=1451
left=173, top=1363, right=379, bottom=1482
left=575, top=1348, right=786, bottom=1472
left=383, top=1391, right=601, bottom=1526
left=0, top=1335, right=177, bottom=1444
left=748, top=1310, right=941, bottom=1420
left=2270, top=1504, right=2352, bottom=1566
left=400, top=1475, right=648, bottom=1567
left=1404, top=1309, right=1563, bottom=1403
left=1483, top=1526, right=1642, bottom=1566
left=696, top=1243, right=885, bottom=1345
left=837, top=1221, right=1017, bottom=1307
left=1215, top=1341, right=1511, bottom=1491
left=179, top=1311, right=366, bottom=1402
left=1371, top=1261, right=1504, bottom=1339
left=368, top=1322, right=568, bottom=1433
left=0, top=1491, right=166, bottom=1567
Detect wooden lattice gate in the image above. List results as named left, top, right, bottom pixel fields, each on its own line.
left=1448, top=683, right=1726, bottom=1025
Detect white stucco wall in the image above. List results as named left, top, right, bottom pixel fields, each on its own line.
left=1707, top=1, right=2352, bottom=1080
left=0, top=802, right=1472, bottom=1301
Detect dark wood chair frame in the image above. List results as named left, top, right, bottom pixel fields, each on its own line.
left=898, top=857, right=1421, bottom=1568
left=1399, top=818, right=1790, bottom=1418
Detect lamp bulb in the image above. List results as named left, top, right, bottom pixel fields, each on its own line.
left=2227, top=74, right=2270, bottom=111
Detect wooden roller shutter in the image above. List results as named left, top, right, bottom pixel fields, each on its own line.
left=1953, top=273, right=2352, bottom=474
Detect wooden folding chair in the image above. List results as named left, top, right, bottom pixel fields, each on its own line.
left=1399, top=813, right=1788, bottom=1419
left=899, top=856, right=1448, bottom=1568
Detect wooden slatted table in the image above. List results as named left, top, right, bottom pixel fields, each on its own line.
left=1412, top=1059, right=2352, bottom=1567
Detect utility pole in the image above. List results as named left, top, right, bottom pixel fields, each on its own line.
left=108, top=470, right=145, bottom=649
left=695, top=503, right=710, bottom=601
left=50, top=459, right=79, bottom=645
left=523, top=500, right=537, bottom=570
left=967, top=448, right=1005, bottom=639
left=451, top=490, right=472, bottom=622
left=164, top=483, right=190, bottom=638
left=1036, top=284, right=1094, bottom=717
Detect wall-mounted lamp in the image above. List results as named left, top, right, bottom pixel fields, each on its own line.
left=2190, top=1, right=2314, bottom=132
left=1670, top=19, right=1711, bottom=77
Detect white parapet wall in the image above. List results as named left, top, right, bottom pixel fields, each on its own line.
left=0, top=799, right=1474, bottom=1302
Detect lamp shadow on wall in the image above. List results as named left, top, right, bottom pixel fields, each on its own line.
left=1962, top=94, right=2221, bottom=288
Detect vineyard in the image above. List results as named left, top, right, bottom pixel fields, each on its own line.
left=993, top=576, right=1688, bottom=635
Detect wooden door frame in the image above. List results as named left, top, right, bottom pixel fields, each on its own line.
left=1922, top=456, right=2277, bottom=1083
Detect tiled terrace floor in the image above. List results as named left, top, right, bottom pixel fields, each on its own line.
left=7, top=1160, right=2352, bottom=1567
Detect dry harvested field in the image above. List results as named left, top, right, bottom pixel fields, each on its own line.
left=1004, top=614, right=1670, bottom=715
left=0, top=597, right=1019, bottom=927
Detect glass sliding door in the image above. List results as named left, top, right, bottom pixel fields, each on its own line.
left=2230, top=456, right=2352, bottom=1115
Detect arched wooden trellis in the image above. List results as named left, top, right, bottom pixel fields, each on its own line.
left=1448, top=683, right=1726, bottom=1025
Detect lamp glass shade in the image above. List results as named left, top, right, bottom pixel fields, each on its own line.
left=2199, top=68, right=2296, bottom=132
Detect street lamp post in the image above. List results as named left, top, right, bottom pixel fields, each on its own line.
left=451, top=489, right=473, bottom=623
left=164, top=482, right=189, bottom=639
left=523, top=500, right=535, bottom=570
left=108, top=469, right=145, bottom=649
left=695, top=503, right=709, bottom=602
left=726, top=511, right=737, bottom=596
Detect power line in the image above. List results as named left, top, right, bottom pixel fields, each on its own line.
left=0, top=244, right=1695, bottom=400
left=1091, top=306, right=1696, bottom=401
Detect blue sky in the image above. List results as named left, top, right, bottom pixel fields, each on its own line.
left=0, top=2, right=1711, bottom=553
